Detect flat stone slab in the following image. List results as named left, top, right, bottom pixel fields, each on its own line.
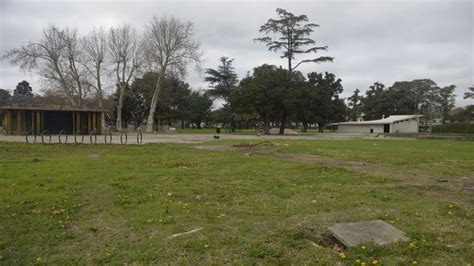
left=328, top=220, right=408, bottom=247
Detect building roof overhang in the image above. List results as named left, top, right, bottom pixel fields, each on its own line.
left=338, top=115, right=423, bottom=125
left=0, top=103, right=106, bottom=112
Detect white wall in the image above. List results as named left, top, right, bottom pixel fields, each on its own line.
left=390, top=119, right=419, bottom=133
left=338, top=124, right=385, bottom=133
left=337, top=119, right=420, bottom=133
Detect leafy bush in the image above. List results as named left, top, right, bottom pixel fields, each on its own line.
left=431, top=123, right=474, bottom=134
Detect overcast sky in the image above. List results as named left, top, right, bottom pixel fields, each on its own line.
left=0, top=0, right=473, bottom=106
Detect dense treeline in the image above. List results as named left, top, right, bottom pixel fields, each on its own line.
left=348, top=79, right=461, bottom=123
left=431, top=124, right=474, bottom=134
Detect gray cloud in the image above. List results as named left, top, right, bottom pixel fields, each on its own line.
left=0, top=0, right=472, bottom=106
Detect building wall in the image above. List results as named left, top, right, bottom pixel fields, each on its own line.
left=338, top=118, right=420, bottom=133
left=2, top=110, right=102, bottom=135
left=390, top=119, right=419, bottom=133
left=338, top=124, right=385, bottom=133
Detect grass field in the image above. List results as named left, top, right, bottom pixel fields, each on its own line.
left=0, top=139, right=473, bottom=264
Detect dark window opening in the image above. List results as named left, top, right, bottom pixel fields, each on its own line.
left=43, top=111, right=73, bottom=134
left=384, top=124, right=390, bottom=133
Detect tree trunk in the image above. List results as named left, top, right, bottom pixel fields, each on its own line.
left=181, top=120, right=185, bottom=129
left=53, top=60, right=77, bottom=106
left=279, top=109, right=287, bottom=135
left=230, top=116, right=236, bottom=133
left=302, top=120, right=308, bottom=132
left=229, top=106, right=236, bottom=133
left=146, top=68, right=166, bottom=133
left=317, top=122, right=324, bottom=133
left=99, top=96, right=106, bottom=132
left=263, top=113, right=270, bottom=134
left=97, top=68, right=106, bottom=132
left=116, top=83, right=126, bottom=131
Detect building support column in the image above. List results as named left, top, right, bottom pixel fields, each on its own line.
left=88, top=112, right=92, bottom=133
left=92, top=112, right=97, bottom=133
left=96, top=113, right=102, bottom=134
left=72, top=112, right=76, bottom=134
left=4, top=110, right=11, bottom=134
left=16, top=111, right=22, bottom=134
left=41, top=111, right=44, bottom=131
left=36, top=111, right=41, bottom=133
left=31, top=111, right=35, bottom=134
left=76, top=112, right=81, bottom=134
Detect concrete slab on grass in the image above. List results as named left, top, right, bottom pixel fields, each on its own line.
left=328, top=220, right=408, bottom=247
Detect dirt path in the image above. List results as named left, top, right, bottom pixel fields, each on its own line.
left=0, top=132, right=370, bottom=144
left=193, top=144, right=474, bottom=195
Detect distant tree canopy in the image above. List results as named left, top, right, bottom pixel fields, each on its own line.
left=255, top=8, right=333, bottom=74
left=205, top=57, right=239, bottom=132
left=255, top=8, right=333, bottom=134
left=230, top=64, right=346, bottom=133
left=465, top=86, right=474, bottom=99
left=306, top=72, right=346, bottom=132
left=347, top=89, right=362, bottom=121
left=448, top=105, right=474, bottom=123
left=348, top=79, right=457, bottom=123
left=0, top=89, right=11, bottom=105
left=232, top=64, right=288, bottom=134
left=14, top=80, right=33, bottom=97
left=118, top=72, right=211, bottom=129
left=205, top=57, right=238, bottom=101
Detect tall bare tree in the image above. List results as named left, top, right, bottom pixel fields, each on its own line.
left=108, top=24, right=144, bottom=131
left=63, top=28, right=88, bottom=105
left=82, top=28, right=107, bottom=130
left=2, top=26, right=80, bottom=105
left=144, top=16, right=201, bottom=132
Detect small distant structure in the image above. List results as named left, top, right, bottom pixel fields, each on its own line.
left=336, top=115, right=423, bottom=133
left=1, top=103, right=105, bottom=135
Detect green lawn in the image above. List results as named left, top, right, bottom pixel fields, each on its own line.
left=0, top=140, right=473, bottom=264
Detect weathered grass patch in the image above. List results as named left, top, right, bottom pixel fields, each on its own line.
left=0, top=141, right=473, bottom=264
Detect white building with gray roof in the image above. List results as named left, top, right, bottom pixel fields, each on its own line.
left=337, top=115, right=423, bottom=133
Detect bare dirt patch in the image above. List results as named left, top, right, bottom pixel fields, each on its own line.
left=193, top=144, right=474, bottom=194
left=87, top=152, right=101, bottom=159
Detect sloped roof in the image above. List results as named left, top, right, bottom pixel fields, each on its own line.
left=338, top=115, right=423, bottom=125
left=0, top=103, right=105, bottom=112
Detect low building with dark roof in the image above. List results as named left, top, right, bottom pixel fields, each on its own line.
left=1, top=104, right=105, bottom=135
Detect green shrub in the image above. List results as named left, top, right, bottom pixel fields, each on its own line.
left=431, top=123, right=474, bottom=134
